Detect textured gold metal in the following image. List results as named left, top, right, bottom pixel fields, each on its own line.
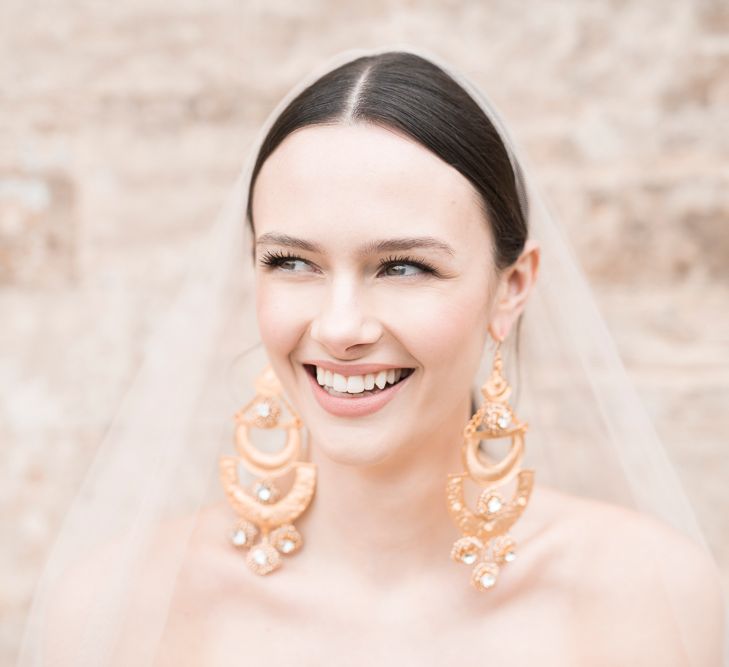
left=219, top=458, right=316, bottom=530
left=446, top=338, right=535, bottom=591
left=446, top=469, right=534, bottom=541
left=219, top=364, right=317, bottom=576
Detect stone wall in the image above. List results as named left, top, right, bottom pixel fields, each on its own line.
left=2, top=0, right=727, bottom=662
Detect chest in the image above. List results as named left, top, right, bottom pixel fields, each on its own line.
left=154, top=582, right=583, bottom=667
left=152, top=504, right=612, bottom=666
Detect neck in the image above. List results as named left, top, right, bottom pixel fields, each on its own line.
left=296, top=395, right=471, bottom=590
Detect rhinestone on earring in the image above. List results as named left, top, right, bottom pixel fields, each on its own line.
left=445, top=335, right=535, bottom=591
left=219, top=365, right=317, bottom=575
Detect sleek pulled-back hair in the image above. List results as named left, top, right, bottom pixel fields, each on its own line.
left=246, top=51, right=528, bottom=271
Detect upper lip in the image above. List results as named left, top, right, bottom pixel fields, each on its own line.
left=303, top=360, right=414, bottom=376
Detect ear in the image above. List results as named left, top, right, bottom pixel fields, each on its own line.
left=488, top=239, right=540, bottom=341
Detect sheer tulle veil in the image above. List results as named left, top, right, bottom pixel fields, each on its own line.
left=16, top=45, right=728, bottom=665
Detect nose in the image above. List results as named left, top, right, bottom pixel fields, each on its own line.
left=309, top=278, right=383, bottom=356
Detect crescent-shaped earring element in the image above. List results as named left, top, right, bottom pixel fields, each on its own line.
left=235, top=423, right=301, bottom=477
left=463, top=430, right=525, bottom=486
left=445, top=469, right=534, bottom=542
left=219, top=456, right=316, bottom=531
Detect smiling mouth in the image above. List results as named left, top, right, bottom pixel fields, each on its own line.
left=304, top=364, right=415, bottom=399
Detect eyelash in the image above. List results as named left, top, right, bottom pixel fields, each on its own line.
left=258, top=250, right=439, bottom=277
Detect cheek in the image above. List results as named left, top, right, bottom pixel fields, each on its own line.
left=255, top=280, right=309, bottom=354
left=382, top=284, right=489, bottom=366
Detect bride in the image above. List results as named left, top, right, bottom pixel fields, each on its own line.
left=19, top=48, right=726, bottom=666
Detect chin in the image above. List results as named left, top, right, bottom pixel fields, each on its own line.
left=307, top=422, right=406, bottom=467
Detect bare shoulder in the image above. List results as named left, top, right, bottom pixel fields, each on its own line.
left=542, top=487, right=726, bottom=665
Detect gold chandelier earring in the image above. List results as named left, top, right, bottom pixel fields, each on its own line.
left=446, top=333, right=535, bottom=591
left=219, top=365, right=317, bottom=575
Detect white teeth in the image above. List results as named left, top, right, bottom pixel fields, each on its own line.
left=346, top=376, right=365, bottom=393
left=332, top=373, right=348, bottom=392
left=311, top=365, right=410, bottom=394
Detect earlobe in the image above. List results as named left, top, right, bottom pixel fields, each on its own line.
left=487, top=322, right=504, bottom=343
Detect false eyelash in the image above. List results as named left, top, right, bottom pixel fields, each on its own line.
left=258, top=249, right=304, bottom=268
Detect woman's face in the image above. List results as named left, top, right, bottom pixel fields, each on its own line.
left=251, top=123, right=502, bottom=466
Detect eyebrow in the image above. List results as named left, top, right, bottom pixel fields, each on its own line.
left=255, top=232, right=456, bottom=257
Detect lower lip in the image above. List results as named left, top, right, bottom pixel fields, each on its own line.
left=305, top=368, right=414, bottom=418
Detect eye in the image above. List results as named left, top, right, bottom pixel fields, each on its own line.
left=381, top=263, right=422, bottom=277
left=258, top=250, right=315, bottom=273
left=379, top=255, right=438, bottom=278
left=279, top=258, right=309, bottom=272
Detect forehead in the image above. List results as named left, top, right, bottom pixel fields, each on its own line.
left=251, top=123, right=489, bottom=249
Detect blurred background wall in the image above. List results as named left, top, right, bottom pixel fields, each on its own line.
left=1, top=0, right=727, bottom=662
